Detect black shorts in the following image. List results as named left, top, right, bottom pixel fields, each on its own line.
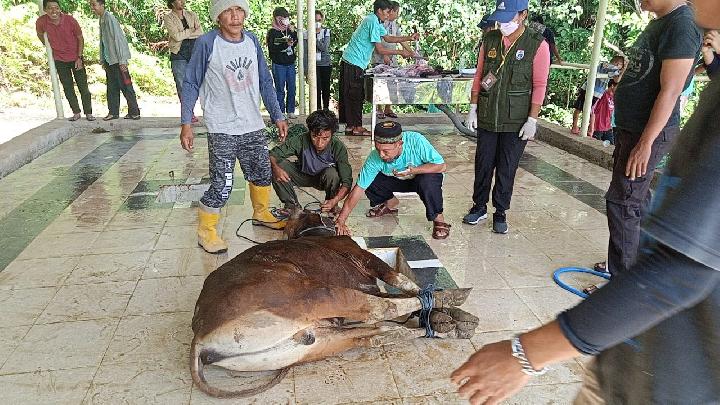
left=573, top=89, right=599, bottom=111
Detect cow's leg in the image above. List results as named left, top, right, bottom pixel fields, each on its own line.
left=298, top=325, right=425, bottom=364
left=316, top=287, right=471, bottom=325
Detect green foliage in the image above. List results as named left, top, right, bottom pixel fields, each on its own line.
left=0, top=0, right=704, bottom=124
left=0, top=3, right=175, bottom=100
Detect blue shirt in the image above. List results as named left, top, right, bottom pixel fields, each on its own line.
left=356, top=131, right=444, bottom=189
left=342, top=13, right=387, bottom=69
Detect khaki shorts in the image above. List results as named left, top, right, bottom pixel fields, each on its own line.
left=574, top=359, right=605, bottom=405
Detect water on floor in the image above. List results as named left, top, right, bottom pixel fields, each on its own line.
left=0, top=123, right=612, bottom=404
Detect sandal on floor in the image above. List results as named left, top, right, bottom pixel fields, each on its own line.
left=344, top=127, right=354, bottom=135
left=351, top=127, right=371, bottom=137
left=68, top=114, right=81, bottom=122
left=103, top=114, right=119, bottom=121
left=366, top=203, right=398, bottom=218
left=432, top=221, right=451, bottom=239
left=385, top=112, right=398, bottom=118
left=593, top=261, right=608, bottom=273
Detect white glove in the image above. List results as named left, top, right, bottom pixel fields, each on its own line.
left=519, top=117, right=537, bottom=140
left=465, top=104, right=478, bottom=131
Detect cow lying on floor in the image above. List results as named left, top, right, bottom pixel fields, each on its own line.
left=190, top=212, right=479, bottom=398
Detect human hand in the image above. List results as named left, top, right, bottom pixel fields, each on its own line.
left=119, top=64, right=128, bottom=72
left=392, top=166, right=413, bottom=179
left=409, top=32, right=420, bottom=41
left=383, top=55, right=392, bottom=65
left=706, top=30, right=720, bottom=53
left=400, top=49, right=415, bottom=58
left=451, top=340, right=530, bottom=405
left=180, top=124, right=194, bottom=152
left=272, top=165, right=291, bottom=183
left=74, top=58, right=84, bottom=70
left=465, top=104, right=478, bottom=131
left=519, top=117, right=537, bottom=141
left=276, top=120, right=289, bottom=142
left=320, top=199, right=337, bottom=213
left=335, top=219, right=351, bottom=236
left=625, top=140, right=653, bottom=180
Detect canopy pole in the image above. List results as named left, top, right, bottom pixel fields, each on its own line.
left=296, top=0, right=306, bottom=116
left=38, top=0, right=64, bottom=119
left=580, top=0, right=610, bottom=137
left=306, top=0, right=317, bottom=112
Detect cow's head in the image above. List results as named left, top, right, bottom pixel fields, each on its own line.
left=283, top=208, right=336, bottom=239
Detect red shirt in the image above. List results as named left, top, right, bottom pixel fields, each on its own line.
left=36, top=14, right=82, bottom=62
left=593, top=90, right=615, bottom=132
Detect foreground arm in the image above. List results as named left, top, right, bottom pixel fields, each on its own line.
left=452, top=241, right=720, bottom=404
left=334, top=185, right=365, bottom=235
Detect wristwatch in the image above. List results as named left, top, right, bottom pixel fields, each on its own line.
left=511, top=335, right=550, bottom=376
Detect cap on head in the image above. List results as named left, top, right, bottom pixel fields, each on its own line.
left=273, top=7, right=290, bottom=18
left=210, top=0, right=250, bottom=22
left=478, top=14, right=495, bottom=29
left=488, top=0, right=529, bottom=23
left=374, top=121, right=403, bottom=144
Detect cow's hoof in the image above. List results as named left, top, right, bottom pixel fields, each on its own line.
left=432, top=288, right=472, bottom=308
left=429, top=310, right=456, bottom=333
left=429, top=308, right=479, bottom=339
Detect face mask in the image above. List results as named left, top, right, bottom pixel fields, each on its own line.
left=281, top=17, right=290, bottom=26
left=499, top=21, right=519, bottom=36
left=315, top=21, right=322, bottom=29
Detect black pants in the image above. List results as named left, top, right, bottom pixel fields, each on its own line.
left=471, top=128, right=528, bottom=213
left=365, top=173, right=444, bottom=221
left=338, top=60, right=364, bottom=127
left=55, top=60, right=92, bottom=115
left=317, top=65, right=332, bottom=110
left=604, top=127, right=678, bottom=275
left=103, top=62, right=140, bottom=116
left=271, top=158, right=340, bottom=206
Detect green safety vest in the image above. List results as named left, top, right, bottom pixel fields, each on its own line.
left=477, top=28, right=543, bottom=133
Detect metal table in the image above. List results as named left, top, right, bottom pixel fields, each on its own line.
left=365, top=76, right=474, bottom=140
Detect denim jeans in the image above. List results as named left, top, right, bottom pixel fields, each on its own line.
left=271, top=63, right=296, bottom=114
left=170, top=59, right=188, bottom=98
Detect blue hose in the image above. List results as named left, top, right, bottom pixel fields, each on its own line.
left=553, top=267, right=611, bottom=299
left=553, top=267, right=640, bottom=351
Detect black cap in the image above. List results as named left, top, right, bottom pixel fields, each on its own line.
left=374, top=121, right=403, bottom=143
left=273, top=7, right=290, bottom=18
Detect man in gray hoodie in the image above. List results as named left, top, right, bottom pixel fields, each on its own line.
left=90, top=0, right=141, bottom=120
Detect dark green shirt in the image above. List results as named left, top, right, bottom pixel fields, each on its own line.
left=270, top=132, right=353, bottom=188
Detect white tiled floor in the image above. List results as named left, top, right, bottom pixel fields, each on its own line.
left=0, top=124, right=613, bottom=404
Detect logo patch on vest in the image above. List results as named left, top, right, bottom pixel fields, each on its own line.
left=488, top=48, right=498, bottom=58
left=515, top=50, right=525, bottom=60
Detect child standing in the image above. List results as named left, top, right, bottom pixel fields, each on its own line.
left=592, top=79, right=616, bottom=145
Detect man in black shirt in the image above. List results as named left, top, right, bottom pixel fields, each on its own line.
left=596, top=0, right=701, bottom=276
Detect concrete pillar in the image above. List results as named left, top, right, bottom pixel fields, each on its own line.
left=580, top=0, right=610, bottom=137
left=37, top=0, right=64, bottom=119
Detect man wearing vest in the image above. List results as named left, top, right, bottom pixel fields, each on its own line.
left=463, top=0, right=550, bottom=234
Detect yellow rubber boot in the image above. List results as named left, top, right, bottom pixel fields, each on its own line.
left=249, top=183, right=287, bottom=230
left=197, top=204, right=228, bottom=254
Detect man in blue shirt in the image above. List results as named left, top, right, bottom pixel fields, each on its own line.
left=339, top=0, right=419, bottom=136
left=335, top=121, right=451, bottom=239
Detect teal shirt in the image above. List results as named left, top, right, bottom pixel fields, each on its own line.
left=357, top=131, right=444, bottom=189
left=342, top=13, right=387, bottom=69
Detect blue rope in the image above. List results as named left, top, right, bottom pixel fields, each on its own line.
left=418, top=284, right=440, bottom=338
left=553, top=267, right=640, bottom=351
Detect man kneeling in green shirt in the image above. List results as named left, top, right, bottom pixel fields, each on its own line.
left=270, top=110, right=353, bottom=213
